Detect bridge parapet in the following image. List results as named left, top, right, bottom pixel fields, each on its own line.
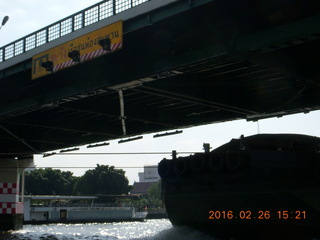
left=0, top=0, right=152, bottom=64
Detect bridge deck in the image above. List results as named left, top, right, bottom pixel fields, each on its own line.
left=1, top=0, right=320, bottom=155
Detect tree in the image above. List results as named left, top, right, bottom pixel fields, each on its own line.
left=148, top=180, right=161, bottom=200
left=74, top=164, right=130, bottom=195
left=25, top=168, right=77, bottom=195
left=25, top=165, right=130, bottom=196
left=147, top=180, right=163, bottom=209
left=130, top=180, right=163, bottom=210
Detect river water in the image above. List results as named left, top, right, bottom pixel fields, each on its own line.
left=1, top=219, right=319, bottom=240
left=0, top=219, right=215, bottom=240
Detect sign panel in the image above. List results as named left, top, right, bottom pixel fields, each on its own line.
left=32, top=21, right=123, bottom=80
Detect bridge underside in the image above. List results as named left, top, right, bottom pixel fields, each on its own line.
left=1, top=0, right=320, bottom=155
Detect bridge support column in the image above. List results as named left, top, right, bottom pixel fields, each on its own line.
left=0, top=157, right=33, bottom=231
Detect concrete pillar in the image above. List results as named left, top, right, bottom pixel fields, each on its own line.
left=0, top=157, right=33, bottom=231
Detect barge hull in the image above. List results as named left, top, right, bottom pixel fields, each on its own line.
left=159, top=134, right=320, bottom=239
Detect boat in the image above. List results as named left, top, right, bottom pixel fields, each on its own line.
left=158, top=134, right=320, bottom=239
left=24, top=195, right=148, bottom=224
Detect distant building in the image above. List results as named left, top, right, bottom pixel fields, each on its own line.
left=130, top=182, right=155, bottom=195
left=138, top=165, right=160, bottom=183
left=130, top=165, right=160, bottom=195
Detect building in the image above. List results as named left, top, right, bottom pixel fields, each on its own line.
left=131, top=165, right=160, bottom=195
left=138, top=165, right=160, bottom=183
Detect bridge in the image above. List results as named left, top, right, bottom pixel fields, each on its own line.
left=1, top=0, right=320, bottom=230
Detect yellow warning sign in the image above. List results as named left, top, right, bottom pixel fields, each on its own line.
left=32, top=21, right=123, bottom=80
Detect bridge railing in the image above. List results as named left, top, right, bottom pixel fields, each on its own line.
left=0, top=0, right=149, bottom=63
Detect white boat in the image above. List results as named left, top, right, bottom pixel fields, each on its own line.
left=24, top=195, right=148, bottom=224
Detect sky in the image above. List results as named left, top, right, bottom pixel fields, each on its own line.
left=33, top=111, right=320, bottom=184
left=0, top=1, right=102, bottom=45
left=1, top=1, right=320, bottom=184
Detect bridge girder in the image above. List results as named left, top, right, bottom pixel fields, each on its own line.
left=1, top=0, right=320, bottom=155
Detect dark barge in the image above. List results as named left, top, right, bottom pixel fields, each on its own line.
left=158, top=134, right=320, bottom=239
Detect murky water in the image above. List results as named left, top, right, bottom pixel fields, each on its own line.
left=0, top=219, right=318, bottom=240
left=0, top=219, right=215, bottom=240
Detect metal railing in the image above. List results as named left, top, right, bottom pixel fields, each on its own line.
left=0, top=0, right=149, bottom=63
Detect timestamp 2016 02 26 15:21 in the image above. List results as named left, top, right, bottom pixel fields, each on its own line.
left=208, top=210, right=306, bottom=220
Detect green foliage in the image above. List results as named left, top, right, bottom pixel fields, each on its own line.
left=25, top=165, right=130, bottom=196
left=147, top=180, right=163, bottom=209
left=148, top=180, right=161, bottom=199
left=25, top=168, right=77, bottom=195
left=128, top=180, right=163, bottom=210
left=74, top=164, right=130, bottom=195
